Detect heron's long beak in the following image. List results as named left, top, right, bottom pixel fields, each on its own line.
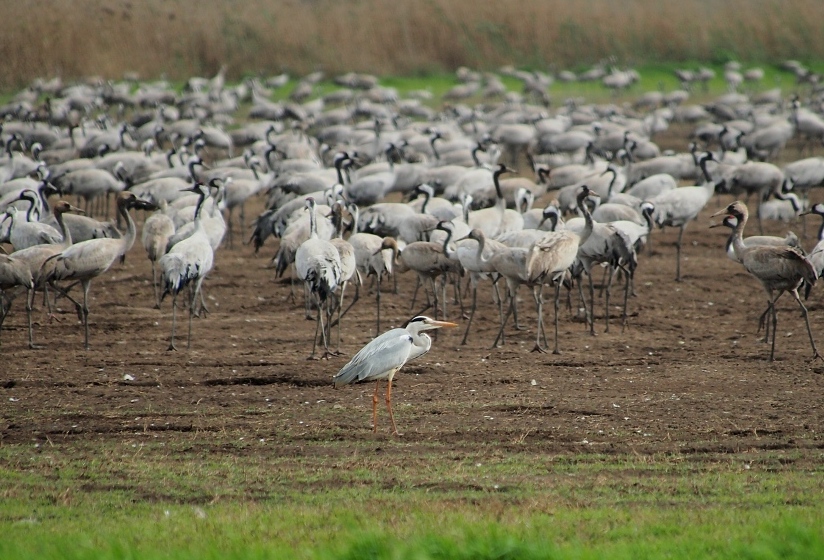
left=429, top=320, right=458, bottom=328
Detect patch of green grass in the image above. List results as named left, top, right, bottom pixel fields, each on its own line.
left=1, top=440, right=823, bottom=559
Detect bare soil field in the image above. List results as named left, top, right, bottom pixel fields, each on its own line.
left=1, top=133, right=823, bottom=483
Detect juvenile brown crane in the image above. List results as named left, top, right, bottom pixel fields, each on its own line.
left=713, top=201, right=821, bottom=362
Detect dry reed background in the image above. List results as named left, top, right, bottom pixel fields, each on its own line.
left=2, top=0, right=821, bottom=89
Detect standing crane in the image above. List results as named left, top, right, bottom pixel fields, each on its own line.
left=347, top=201, right=399, bottom=336
left=11, top=200, right=84, bottom=348
left=649, top=152, right=717, bottom=281
left=159, top=183, right=215, bottom=351
left=455, top=228, right=507, bottom=345
left=295, top=197, right=342, bottom=359
left=526, top=188, right=596, bottom=353
left=328, top=201, right=357, bottom=352
left=40, top=192, right=155, bottom=349
left=332, top=315, right=457, bottom=435
left=712, top=201, right=820, bottom=362
left=0, top=253, right=34, bottom=347
left=141, top=202, right=176, bottom=308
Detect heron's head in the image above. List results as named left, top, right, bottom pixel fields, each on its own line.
left=404, top=315, right=458, bottom=332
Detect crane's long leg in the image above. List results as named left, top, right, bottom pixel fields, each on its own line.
left=621, top=266, right=631, bottom=332
left=675, top=224, right=686, bottom=282
left=410, top=276, right=422, bottom=310
left=492, top=276, right=504, bottom=326
left=430, top=277, right=440, bottom=320
left=309, top=299, right=322, bottom=359
left=598, top=265, right=609, bottom=298
left=187, top=283, right=197, bottom=350
left=168, top=292, right=179, bottom=351
left=553, top=278, right=563, bottom=354
left=151, top=261, right=161, bottom=309
left=26, top=287, right=42, bottom=349
left=758, top=292, right=783, bottom=343
left=769, top=299, right=778, bottom=361
left=375, top=274, right=382, bottom=336
left=336, top=281, right=347, bottom=352
left=461, top=278, right=478, bottom=345
left=372, top=381, right=380, bottom=433
left=605, top=266, right=614, bottom=333
left=81, top=279, right=91, bottom=349
left=385, top=377, right=399, bottom=435
left=588, top=271, right=596, bottom=336
left=531, top=283, right=547, bottom=353
left=492, top=290, right=516, bottom=348
left=575, top=273, right=588, bottom=328
left=0, top=292, right=10, bottom=336
left=316, top=297, right=333, bottom=360
left=441, top=275, right=448, bottom=320
left=227, top=208, right=235, bottom=248
left=790, top=288, right=823, bottom=361
left=303, top=283, right=312, bottom=319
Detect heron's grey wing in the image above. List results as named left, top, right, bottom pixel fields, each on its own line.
left=332, top=328, right=413, bottom=387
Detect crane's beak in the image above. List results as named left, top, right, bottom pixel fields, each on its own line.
left=708, top=221, right=725, bottom=229
left=68, top=204, right=85, bottom=215
left=710, top=208, right=729, bottom=217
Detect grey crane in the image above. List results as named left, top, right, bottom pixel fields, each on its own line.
left=332, top=315, right=457, bottom=435
left=454, top=228, right=507, bottom=345
left=41, top=192, right=155, bottom=349
left=0, top=253, right=34, bottom=347
left=141, top=203, right=176, bottom=307
left=649, top=153, right=717, bottom=281
left=711, top=212, right=802, bottom=345
left=295, top=197, right=342, bottom=359
left=566, top=186, right=634, bottom=335
left=398, top=221, right=461, bottom=319
left=349, top=233, right=398, bottom=336
left=50, top=167, right=124, bottom=217
left=2, top=198, right=62, bottom=250
left=328, top=201, right=358, bottom=352
left=526, top=190, right=595, bottom=353
left=713, top=201, right=820, bottom=362
left=9, top=200, right=84, bottom=348
left=159, top=183, right=215, bottom=351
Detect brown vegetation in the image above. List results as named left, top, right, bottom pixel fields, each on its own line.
left=1, top=0, right=821, bottom=88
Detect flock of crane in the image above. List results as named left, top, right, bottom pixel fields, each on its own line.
left=1, top=63, right=824, bottom=376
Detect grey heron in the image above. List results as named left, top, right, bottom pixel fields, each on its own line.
left=332, top=315, right=457, bottom=435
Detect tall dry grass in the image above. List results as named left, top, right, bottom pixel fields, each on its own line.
left=1, top=0, right=821, bottom=88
